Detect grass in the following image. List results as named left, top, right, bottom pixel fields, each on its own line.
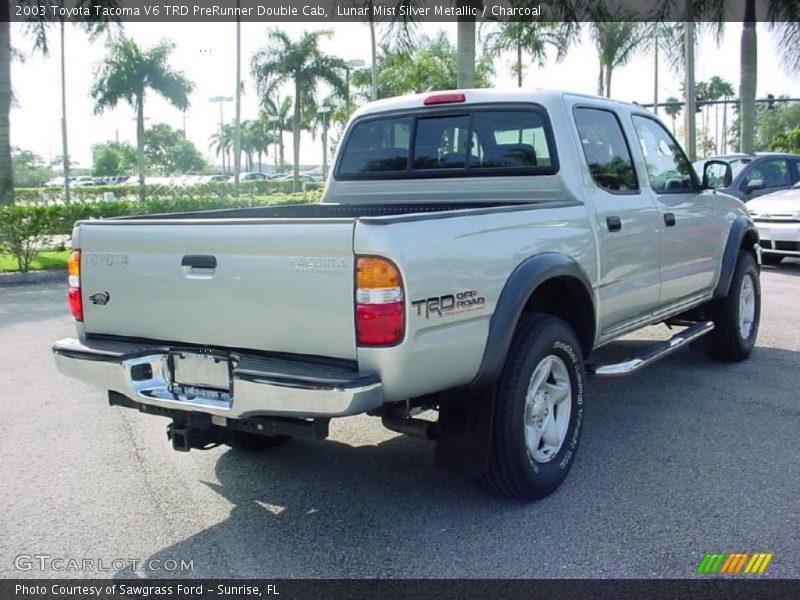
left=0, top=249, right=70, bottom=272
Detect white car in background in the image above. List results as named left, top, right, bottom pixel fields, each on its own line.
left=748, top=183, right=800, bottom=265
left=72, top=176, right=97, bottom=186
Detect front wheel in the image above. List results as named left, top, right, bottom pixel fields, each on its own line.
left=478, top=314, right=585, bottom=501
left=707, top=250, right=761, bottom=362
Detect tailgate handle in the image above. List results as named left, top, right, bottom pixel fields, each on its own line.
left=181, top=255, right=217, bottom=269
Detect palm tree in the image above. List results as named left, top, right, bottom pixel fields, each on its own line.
left=590, top=22, right=648, bottom=98
left=716, top=79, right=735, bottom=154
left=91, top=38, right=193, bottom=201
left=457, top=2, right=478, bottom=88
left=248, top=118, right=276, bottom=172
left=664, top=97, right=682, bottom=134
left=251, top=30, right=346, bottom=192
left=209, top=125, right=234, bottom=173
left=353, top=1, right=418, bottom=100
left=739, top=0, right=757, bottom=154
left=262, top=95, right=292, bottom=170
left=0, top=4, right=120, bottom=205
left=706, top=76, right=734, bottom=154
left=483, top=22, right=578, bottom=87
left=0, top=9, right=11, bottom=205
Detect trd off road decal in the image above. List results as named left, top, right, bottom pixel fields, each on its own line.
left=411, top=290, right=486, bottom=319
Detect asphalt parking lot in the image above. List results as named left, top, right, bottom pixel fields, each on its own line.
left=1, top=263, right=798, bottom=579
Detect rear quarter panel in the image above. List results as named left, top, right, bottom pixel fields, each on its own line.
left=355, top=204, right=596, bottom=401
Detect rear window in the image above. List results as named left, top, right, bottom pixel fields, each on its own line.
left=335, top=106, right=558, bottom=179
left=336, top=117, right=412, bottom=175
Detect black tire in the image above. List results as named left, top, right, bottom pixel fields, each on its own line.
left=227, top=430, right=291, bottom=452
left=478, top=314, right=585, bottom=501
left=707, top=250, right=760, bottom=362
left=761, top=254, right=783, bottom=266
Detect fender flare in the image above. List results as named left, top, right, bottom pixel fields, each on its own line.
left=714, top=216, right=760, bottom=300
left=470, top=252, right=595, bottom=388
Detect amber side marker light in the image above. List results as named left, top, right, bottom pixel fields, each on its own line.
left=67, top=250, right=83, bottom=321
left=355, top=256, right=404, bottom=346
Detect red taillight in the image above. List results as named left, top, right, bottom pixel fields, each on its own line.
left=68, top=250, right=83, bottom=321
left=423, top=93, right=465, bottom=106
left=68, top=287, right=83, bottom=321
left=356, top=303, right=404, bottom=346
left=355, top=256, right=404, bottom=346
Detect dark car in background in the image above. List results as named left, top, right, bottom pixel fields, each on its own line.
left=695, top=152, right=800, bottom=202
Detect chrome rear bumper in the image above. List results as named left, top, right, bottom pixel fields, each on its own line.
left=53, top=338, right=383, bottom=419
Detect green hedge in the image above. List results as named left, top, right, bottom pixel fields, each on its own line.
left=0, top=191, right=321, bottom=272
left=14, top=179, right=317, bottom=205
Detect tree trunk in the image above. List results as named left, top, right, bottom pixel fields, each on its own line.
left=0, top=15, right=13, bottom=205
left=684, top=14, right=697, bottom=161
left=369, top=5, right=378, bottom=100
left=279, top=126, right=285, bottom=167
left=456, top=8, right=476, bottom=88
left=653, top=35, right=659, bottom=114
left=60, top=21, right=71, bottom=205
left=292, top=83, right=301, bottom=193
left=233, top=6, right=242, bottom=196
left=516, top=40, right=523, bottom=88
left=597, top=63, right=604, bottom=96
left=605, top=65, right=612, bottom=98
left=136, top=93, right=146, bottom=202
left=722, top=97, right=729, bottom=154
left=740, top=1, right=757, bottom=153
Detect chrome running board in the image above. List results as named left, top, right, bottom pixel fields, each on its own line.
left=588, top=321, right=715, bottom=378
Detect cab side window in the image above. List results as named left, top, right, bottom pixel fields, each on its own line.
left=632, top=115, right=696, bottom=193
left=574, top=107, right=638, bottom=193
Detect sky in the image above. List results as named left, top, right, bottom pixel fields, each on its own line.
left=9, top=21, right=800, bottom=171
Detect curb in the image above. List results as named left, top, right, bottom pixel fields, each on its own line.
left=0, top=269, right=67, bottom=286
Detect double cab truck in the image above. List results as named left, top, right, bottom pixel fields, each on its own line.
left=53, top=89, right=762, bottom=500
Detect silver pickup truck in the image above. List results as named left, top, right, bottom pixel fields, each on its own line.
left=53, top=89, right=762, bottom=500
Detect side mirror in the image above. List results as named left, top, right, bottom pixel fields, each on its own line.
left=702, top=160, right=732, bottom=190
left=745, top=178, right=765, bottom=192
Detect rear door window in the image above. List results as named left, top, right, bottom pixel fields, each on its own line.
left=573, top=107, right=638, bottom=192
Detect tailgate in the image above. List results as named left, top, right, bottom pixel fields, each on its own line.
left=77, top=219, right=357, bottom=360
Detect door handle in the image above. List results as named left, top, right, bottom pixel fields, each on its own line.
left=181, top=255, right=217, bottom=269
left=606, top=216, right=622, bottom=232
left=664, top=212, right=676, bottom=227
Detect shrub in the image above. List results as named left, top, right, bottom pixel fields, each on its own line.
left=0, top=206, right=54, bottom=272
left=0, top=190, right=322, bottom=271
left=15, top=179, right=299, bottom=205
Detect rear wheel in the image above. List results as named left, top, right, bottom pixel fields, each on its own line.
left=707, top=250, right=760, bottom=362
left=478, top=314, right=585, bottom=501
left=227, top=430, right=291, bottom=451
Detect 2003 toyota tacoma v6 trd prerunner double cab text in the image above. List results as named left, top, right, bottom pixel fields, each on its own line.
left=53, top=89, right=762, bottom=500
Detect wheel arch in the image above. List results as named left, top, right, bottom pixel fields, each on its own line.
left=470, top=252, right=595, bottom=388
left=714, top=216, right=760, bottom=300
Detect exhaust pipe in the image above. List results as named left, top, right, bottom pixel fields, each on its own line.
left=382, top=415, right=439, bottom=440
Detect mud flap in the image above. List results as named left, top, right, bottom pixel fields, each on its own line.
left=435, top=386, right=496, bottom=477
